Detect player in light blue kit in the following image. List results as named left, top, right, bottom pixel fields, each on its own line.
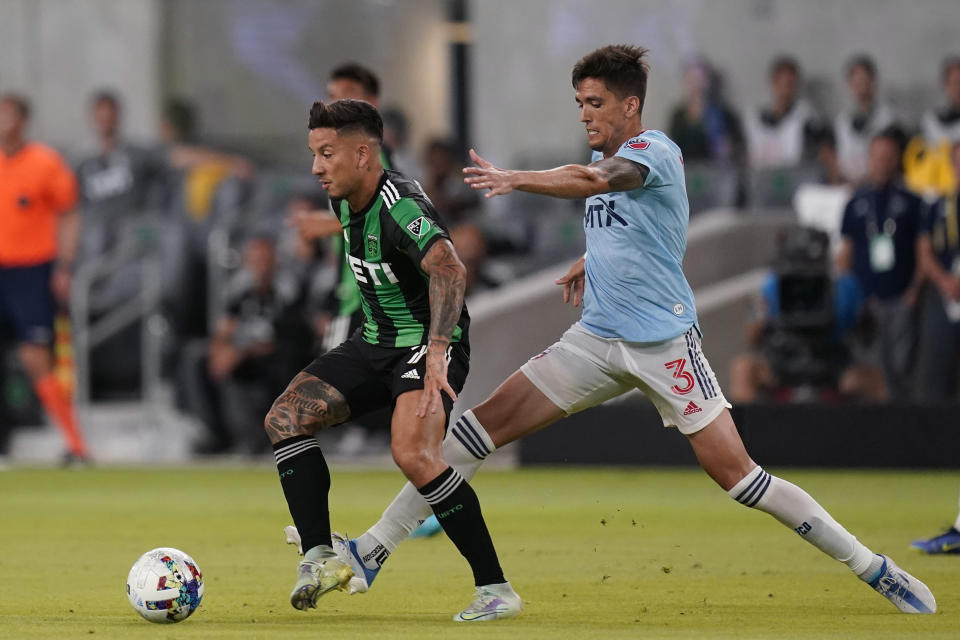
left=285, top=45, right=935, bottom=617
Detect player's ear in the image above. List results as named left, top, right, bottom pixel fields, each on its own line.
left=356, top=143, right=369, bottom=170
left=623, top=95, right=640, bottom=118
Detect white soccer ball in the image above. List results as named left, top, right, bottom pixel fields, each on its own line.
left=126, top=547, right=204, bottom=623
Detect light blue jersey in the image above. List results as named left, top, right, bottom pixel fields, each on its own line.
left=580, top=129, right=698, bottom=343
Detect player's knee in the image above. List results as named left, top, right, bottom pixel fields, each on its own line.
left=390, top=441, right=434, bottom=478
left=263, top=396, right=307, bottom=444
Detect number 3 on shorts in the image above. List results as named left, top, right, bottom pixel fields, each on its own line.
left=664, top=358, right=695, bottom=395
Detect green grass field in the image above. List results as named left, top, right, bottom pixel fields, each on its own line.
left=0, top=466, right=957, bottom=639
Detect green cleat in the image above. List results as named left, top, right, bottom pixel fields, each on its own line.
left=289, top=545, right=354, bottom=611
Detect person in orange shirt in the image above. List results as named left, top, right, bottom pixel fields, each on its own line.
left=0, top=94, right=89, bottom=463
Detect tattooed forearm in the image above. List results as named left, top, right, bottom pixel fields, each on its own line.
left=591, top=156, right=649, bottom=192
left=263, top=372, right=350, bottom=443
left=421, top=239, right=466, bottom=346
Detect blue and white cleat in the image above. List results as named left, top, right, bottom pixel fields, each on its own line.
left=910, top=528, right=960, bottom=554
left=332, top=532, right=381, bottom=595
left=868, top=554, right=936, bottom=614
left=409, top=514, right=444, bottom=539
left=453, top=582, right=523, bottom=622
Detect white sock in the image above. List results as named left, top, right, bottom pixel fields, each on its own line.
left=728, top=466, right=878, bottom=579
left=358, top=410, right=496, bottom=561
left=953, top=492, right=960, bottom=531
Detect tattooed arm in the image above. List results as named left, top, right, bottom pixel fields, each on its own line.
left=463, top=148, right=649, bottom=199
left=416, top=238, right=467, bottom=417
left=263, top=372, right=351, bottom=444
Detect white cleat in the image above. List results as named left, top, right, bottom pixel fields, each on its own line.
left=289, top=546, right=354, bottom=611
left=869, top=554, right=936, bottom=614
left=453, top=582, right=523, bottom=622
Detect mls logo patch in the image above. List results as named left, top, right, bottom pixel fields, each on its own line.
left=626, top=137, right=650, bottom=151
left=366, top=234, right=379, bottom=256
left=406, top=216, right=430, bottom=238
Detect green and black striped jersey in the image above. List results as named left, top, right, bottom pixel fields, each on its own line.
left=329, top=147, right=394, bottom=318
left=331, top=169, right=470, bottom=349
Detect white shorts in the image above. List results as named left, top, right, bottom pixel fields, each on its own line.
left=520, top=322, right=731, bottom=435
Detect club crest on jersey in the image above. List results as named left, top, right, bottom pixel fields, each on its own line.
left=626, top=137, right=650, bottom=151
left=366, top=234, right=379, bottom=256
left=406, top=216, right=430, bottom=238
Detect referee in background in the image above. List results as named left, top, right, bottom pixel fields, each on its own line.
left=0, top=94, right=89, bottom=463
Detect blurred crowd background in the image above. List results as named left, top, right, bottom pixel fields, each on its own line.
left=1, top=0, right=959, bottom=461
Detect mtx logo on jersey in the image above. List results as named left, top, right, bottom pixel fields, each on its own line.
left=585, top=197, right=627, bottom=228
left=348, top=255, right=399, bottom=285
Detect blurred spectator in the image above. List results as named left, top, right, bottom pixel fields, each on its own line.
left=834, top=55, right=901, bottom=185
left=905, top=56, right=960, bottom=198
left=0, top=94, right=89, bottom=461
left=75, top=91, right=168, bottom=310
left=422, top=138, right=480, bottom=226
left=742, top=56, right=823, bottom=169
left=837, top=129, right=924, bottom=401
left=185, top=235, right=301, bottom=454
left=159, top=97, right=255, bottom=343
left=383, top=107, right=423, bottom=183
left=921, top=56, right=960, bottom=145
left=813, top=129, right=847, bottom=186
left=421, top=138, right=491, bottom=293
left=916, top=141, right=960, bottom=402
left=729, top=227, right=884, bottom=403
left=668, top=56, right=743, bottom=163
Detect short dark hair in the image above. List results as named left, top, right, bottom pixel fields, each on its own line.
left=0, top=93, right=30, bottom=120
left=941, top=56, right=960, bottom=84
left=845, top=54, right=876, bottom=79
left=871, top=125, right=907, bottom=154
left=163, top=97, right=197, bottom=141
left=330, top=63, right=380, bottom=98
left=91, top=89, right=121, bottom=110
left=769, top=55, right=800, bottom=79
left=571, top=45, right=650, bottom=111
left=308, top=99, right=383, bottom=142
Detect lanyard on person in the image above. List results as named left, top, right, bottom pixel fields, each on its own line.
left=867, top=187, right=896, bottom=273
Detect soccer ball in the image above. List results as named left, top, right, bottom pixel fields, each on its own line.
left=126, top=547, right=204, bottom=623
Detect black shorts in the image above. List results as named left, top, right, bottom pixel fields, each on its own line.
left=303, top=330, right=470, bottom=422
left=0, top=262, right=56, bottom=345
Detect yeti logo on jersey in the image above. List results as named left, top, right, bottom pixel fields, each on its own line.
left=626, top=137, right=650, bottom=150
left=348, top=255, right=400, bottom=286
left=585, top=198, right=627, bottom=228
left=406, top=216, right=430, bottom=238
left=366, top=234, right=379, bottom=256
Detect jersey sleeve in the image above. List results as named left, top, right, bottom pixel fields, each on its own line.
left=385, top=197, right=449, bottom=264
left=919, top=199, right=940, bottom=235
left=840, top=199, right=856, bottom=238
left=46, top=151, right=79, bottom=214
left=614, top=136, right=671, bottom=188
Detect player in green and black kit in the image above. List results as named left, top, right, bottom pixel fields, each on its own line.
left=264, top=99, right=520, bottom=621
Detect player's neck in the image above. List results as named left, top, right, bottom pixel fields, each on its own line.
left=603, top=123, right=645, bottom=158
left=1, top=135, right=25, bottom=157
left=346, top=166, right=385, bottom=212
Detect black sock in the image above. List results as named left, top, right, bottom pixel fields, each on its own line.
left=273, top=435, right=331, bottom=553
left=419, top=467, right=505, bottom=586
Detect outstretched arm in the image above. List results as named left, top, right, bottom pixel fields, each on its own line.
left=417, top=238, right=467, bottom=417
left=463, top=148, right=648, bottom=200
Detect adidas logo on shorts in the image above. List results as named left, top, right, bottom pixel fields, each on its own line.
left=683, top=401, right=702, bottom=416
left=401, top=369, right=421, bottom=380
